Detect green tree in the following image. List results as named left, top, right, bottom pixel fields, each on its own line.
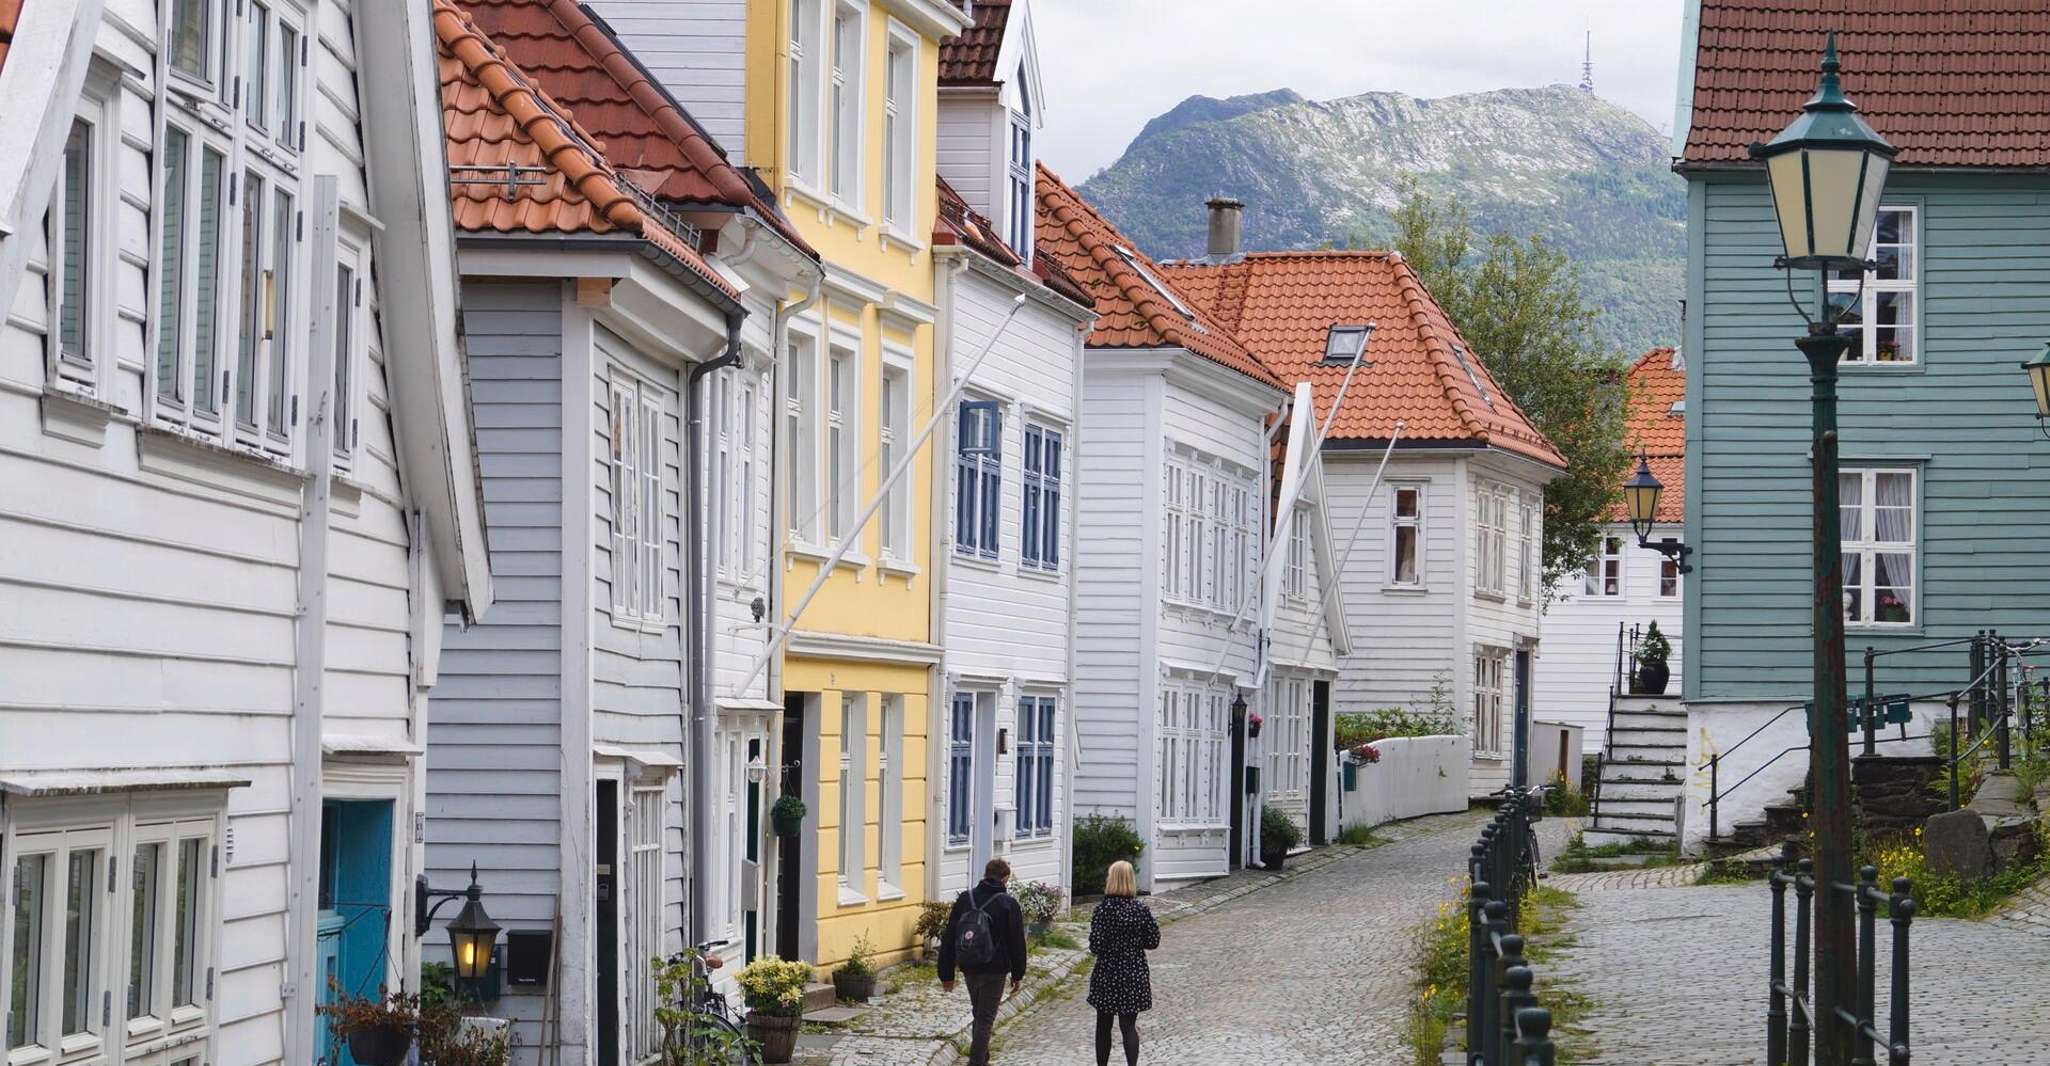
left=1391, top=180, right=1633, bottom=593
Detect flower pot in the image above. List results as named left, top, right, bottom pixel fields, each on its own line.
left=832, top=969, right=875, bottom=1003
left=346, top=1022, right=414, bottom=1066
left=1247, top=719, right=1263, bottom=740
left=1632, top=661, right=1670, bottom=696
left=748, top=1013, right=801, bottom=1064
left=1260, top=847, right=1287, bottom=871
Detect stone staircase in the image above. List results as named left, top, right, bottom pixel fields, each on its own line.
left=1587, top=697, right=1687, bottom=847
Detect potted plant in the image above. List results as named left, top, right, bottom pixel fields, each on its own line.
left=1633, top=622, right=1672, bottom=695
left=831, top=936, right=877, bottom=1003
left=318, top=986, right=419, bottom=1066
left=770, top=793, right=807, bottom=838
left=912, top=900, right=951, bottom=961
left=1259, top=805, right=1303, bottom=871
left=1009, top=879, right=1064, bottom=938
left=1246, top=711, right=1264, bottom=740
left=419, top=1002, right=513, bottom=1066
left=736, top=957, right=812, bottom=1063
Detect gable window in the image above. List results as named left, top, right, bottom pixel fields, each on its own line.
left=1007, top=85, right=1033, bottom=258
left=1473, top=650, right=1506, bottom=756
left=1476, top=484, right=1509, bottom=597
left=1841, top=468, right=1916, bottom=625
left=48, top=118, right=95, bottom=384
left=947, top=694, right=974, bottom=846
left=610, top=376, right=666, bottom=626
left=1828, top=206, right=1917, bottom=365
left=1157, top=682, right=1228, bottom=828
left=1517, top=501, right=1537, bottom=604
left=955, top=400, right=1001, bottom=560
left=882, top=30, right=915, bottom=232
left=880, top=363, right=910, bottom=562
left=1323, top=325, right=1369, bottom=365
left=838, top=694, right=868, bottom=893
left=1015, top=696, right=1056, bottom=837
left=1022, top=424, right=1062, bottom=572
left=828, top=3, right=864, bottom=206
left=786, top=328, right=820, bottom=543
left=1389, top=484, right=1424, bottom=586
left=1284, top=505, right=1309, bottom=600
left=787, top=0, right=822, bottom=186
left=827, top=345, right=857, bottom=544
left=1582, top=534, right=1623, bottom=598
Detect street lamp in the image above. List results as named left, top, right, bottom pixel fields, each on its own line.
left=1750, top=31, right=1895, bottom=1066
left=416, top=864, right=502, bottom=982
left=2022, top=342, right=2050, bottom=438
left=1621, top=454, right=1692, bottom=574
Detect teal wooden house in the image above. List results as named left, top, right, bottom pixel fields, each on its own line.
left=1673, top=1, right=2050, bottom=847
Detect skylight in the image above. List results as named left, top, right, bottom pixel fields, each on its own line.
left=1452, top=345, right=1494, bottom=408
left=1323, top=325, right=1370, bottom=365
left=1113, top=243, right=1201, bottom=327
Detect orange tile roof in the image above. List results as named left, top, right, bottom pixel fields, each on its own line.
left=1613, top=347, right=1686, bottom=524
left=434, top=0, right=738, bottom=301
left=454, top=0, right=813, bottom=258
left=1161, top=251, right=1564, bottom=467
left=939, top=0, right=1008, bottom=86
left=934, top=176, right=1093, bottom=310
left=1683, top=1, right=2050, bottom=168
left=1034, top=165, right=1282, bottom=390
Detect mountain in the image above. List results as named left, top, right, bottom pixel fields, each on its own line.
left=1076, top=85, right=1685, bottom=356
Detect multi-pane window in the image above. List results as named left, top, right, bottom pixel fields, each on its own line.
left=955, top=401, right=1001, bottom=559
left=828, top=3, right=863, bottom=204
left=1841, top=468, right=1916, bottom=625
left=947, top=694, right=974, bottom=846
left=1162, top=454, right=1257, bottom=611
left=714, top=374, right=735, bottom=574
left=713, top=373, right=763, bottom=577
left=167, top=0, right=216, bottom=84
left=1518, top=501, right=1537, bottom=603
left=786, top=330, right=819, bottom=542
left=1015, top=696, right=1056, bottom=836
left=838, top=694, right=867, bottom=891
left=610, top=377, right=665, bottom=625
left=624, top=788, right=664, bottom=1064
left=331, top=258, right=359, bottom=462
left=787, top=0, right=822, bottom=185
left=1582, top=534, right=1623, bottom=598
left=153, top=129, right=225, bottom=421
left=1284, top=505, right=1309, bottom=600
left=880, top=365, right=909, bottom=561
left=49, top=118, right=94, bottom=381
left=1828, top=206, right=1917, bottom=365
left=1157, top=684, right=1229, bottom=827
left=1265, top=676, right=1309, bottom=799
left=827, top=346, right=856, bottom=543
left=876, top=697, right=903, bottom=888
left=1389, top=485, right=1423, bottom=586
left=882, top=33, right=915, bottom=231
left=1473, top=651, right=1506, bottom=756
left=1022, top=425, right=1062, bottom=571
left=1007, top=90, right=1032, bottom=256
left=1476, top=483, right=1509, bottom=596
left=1660, top=556, right=1680, bottom=598
left=232, top=171, right=297, bottom=450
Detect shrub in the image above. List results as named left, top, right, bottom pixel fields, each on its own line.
left=913, top=899, right=952, bottom=946
left=734, top=958, right=813, bottom=1017
left=1260, top=805, right=1303, bottom=853
left=839, top=935, right=876, bottom=979
left=420, top=1003, right=514, bottom=1066
left=1336, top=705, right=1459, bottom=747
left=1009, top=879, right=1064, bottom=925
left=1544, top=772, right=1589, bottom=817
left=1638, top=621, right=1671, bottom=666
left=1072, top=813, right=1144, bottom=897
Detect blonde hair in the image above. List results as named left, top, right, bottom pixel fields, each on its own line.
left=1104, top=860, right=1138, bottom=898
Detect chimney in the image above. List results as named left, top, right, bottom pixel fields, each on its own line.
left=1205, top=196, right=1244, bottom=262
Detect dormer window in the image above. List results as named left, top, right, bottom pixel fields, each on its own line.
left=1322, top=325, right=1370, bottom=365
left=1007, top=77, right=1033, bottom=260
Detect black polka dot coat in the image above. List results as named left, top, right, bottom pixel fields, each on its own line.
left=1086, top=897, right=1162, bottom=1014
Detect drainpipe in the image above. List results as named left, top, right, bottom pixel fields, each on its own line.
left=688, top=309, right=745, bottom=947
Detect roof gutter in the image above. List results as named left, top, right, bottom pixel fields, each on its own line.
left=454, top=230, right=745, bottom=316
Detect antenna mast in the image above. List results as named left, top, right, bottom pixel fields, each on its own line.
left=1579, top=30, right=1594, bottom=93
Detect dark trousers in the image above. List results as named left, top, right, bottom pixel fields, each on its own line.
left=965, top=970, right=1008, bottom=1065
left=1095, top=1010, right=1139, bottom=1066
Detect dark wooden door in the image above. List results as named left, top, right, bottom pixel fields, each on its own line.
left=775, top=693, right=805, bottom=958
left=1310, top=681, right=1331, bottom=845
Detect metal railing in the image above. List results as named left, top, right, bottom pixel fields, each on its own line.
left=1767, top=850, right=1915, bottom=1065
left=1465, top=789, right=1557, bottom=1065
left=1591, top=622, right=1641, bottom=828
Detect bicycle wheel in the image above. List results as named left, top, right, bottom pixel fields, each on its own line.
left=707, top=1015, right=760, bottom=1066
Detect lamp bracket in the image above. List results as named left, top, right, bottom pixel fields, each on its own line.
left=1637, top=535, right=1695, bottom=575
left=414, top=865, right=482, bottom=937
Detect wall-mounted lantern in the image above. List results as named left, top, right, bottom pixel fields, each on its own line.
left=1622, top=454, right=1693, bottom=575
left=416, top=863, right=501, bottom=982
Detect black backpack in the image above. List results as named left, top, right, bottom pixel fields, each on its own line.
left=953, top=888, right=999, bottom=969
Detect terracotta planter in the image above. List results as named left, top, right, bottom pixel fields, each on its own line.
left=346, top=1023, right=414, bottom=1066
left=748, top=1012, right=801, bottom=1064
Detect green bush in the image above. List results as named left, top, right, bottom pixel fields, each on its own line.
left=1071, top=813, right=1144, bottom=898
left=1336, top=705, right=1461, bottom=747
left=1260, top=805, right=1304, bottom=853
left=1544, top=773, right=1590, bottom=817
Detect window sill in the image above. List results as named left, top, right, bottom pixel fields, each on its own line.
left=608, top=612, right=667, bottom=637
left=880, top=227, right=925, bottom=255
left=875, top=882, right=907, bottom=903
left=1018, top=563, right=1063, bottom=582
left=787, top=181, right=873, bottom=233
left=1848, top=622, right=1920, bottom=635
left=951, top=550, right=1001, bottom=573
left=788, top=544, right=870, bottom=577
left=837, top=885, right=872, bottom=908
left=878, top=557, right=922, bottom=586
left=137, top=423, right=308, bottom=508
left=1381, top=583, right=1429, bottom=594
left=41, top=387, right=118, bottom=447
left=1159, top=823, right=1228, bottom=835
left=1474, top=590, right=1509, bottom=604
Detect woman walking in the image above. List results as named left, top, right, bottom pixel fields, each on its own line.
left=1086, top=861, right=1160, bottom=1066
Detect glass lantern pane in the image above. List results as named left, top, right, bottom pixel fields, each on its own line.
left=1766, top=152, right=1813, bottom=260
left=1804, top=148, right=1865, bottom=261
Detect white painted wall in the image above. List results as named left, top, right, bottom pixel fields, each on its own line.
left=583, top=0, right=750, bottom=165
left=1335, top=735, right=1472, bottom=832
left=1535, top=520, right=1685, bottom=750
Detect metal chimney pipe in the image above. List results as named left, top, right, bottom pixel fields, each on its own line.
left=1205, top=196, right=1244, bottom=261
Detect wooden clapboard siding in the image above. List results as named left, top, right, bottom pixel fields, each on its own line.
left=1685, top=172, right=2050, bottom=701
left=579, top=0, right=750, bottom=164
left=1533, top=521, right=1684, bottom=750
left=1327, top=453, right=1461, bottom=714
left=937, top=96, right=998, bottom=221
left=1071, top=368, right=1153, bottom=819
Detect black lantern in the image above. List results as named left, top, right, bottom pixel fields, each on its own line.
left=2024, top=342, right=2050, bottom=438
left=416, top=864, right=501, bottom=981
left=1621, top=453, right=1692, bottom=575
left=1751, top=33, right=1897, bottom=272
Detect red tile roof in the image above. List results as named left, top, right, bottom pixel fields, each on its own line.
left=933, top=176, right=1093, bottom=310
left=939, top=0, right=1008, bottom=86
left=1161, top=251, right=1565, bottom=468
left=1682, top=1, right=2050, bottom=167
left=454, top=0, right=813, bottom=257
left=0, top=0, right=20, bottom=78
left=434, top=0, right=738, bottom=300
left=1034, top=165, right=1282, bottom=389
left=1616, top=347, right=1685, bottom=523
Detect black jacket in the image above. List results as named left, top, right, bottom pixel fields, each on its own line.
left=937, top=879, right=1028, bottom=982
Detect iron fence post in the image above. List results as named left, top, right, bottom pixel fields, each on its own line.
left=1854, top=867, right=1879, bottom=1066
left=1792, top=859, right=1814, bottom=1066
left=1497, top=947, right=1532, bottom=1065
left=1946, top=694, right=1960, bottom=812
left=1514, top=1008, right=1555, bottom=1066
left=1995, top=632, right=2011, bottom=771
left=1482, top=900, right=1509, bottom=1064
left=1863, top=647, right=1877, bottom=757
left=1887, top=877, right=1914, bottom=1066
left=1770, top=854, right=1789, bottom=1065
left=1467, top=878, right=1489, bottom=1063
left=1969, top=633, right=1985, bottom=743
left=1710, top=755, right=1720, bottom=843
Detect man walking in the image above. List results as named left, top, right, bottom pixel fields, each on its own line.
left=938, top=858, right=1029, bottom=1065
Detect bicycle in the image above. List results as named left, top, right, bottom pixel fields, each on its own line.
left=655, top=939, right=759, bottom=1066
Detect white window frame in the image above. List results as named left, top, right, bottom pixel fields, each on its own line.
left=880, top=24, right=916, bottom=234
left=609, top=373, right=667, bottom=629
left=826, top=336, right=860, bottom=548
left=1475, top=482, right=1509, bottom=598
left=879, top=353, right=912, bottom=564
left=1841, top=467, right=1918, bottom=628
left=1582, top=534, right=1624, bottom=599
left=1156, top=680, right=1229, bottom=830
left=623, top=786, right=664, bottom=1065
left=1517, top=500, right=1537, bottom=605
left=1162, top=451, right=1256, bottom=612
left=713, top=372, right=735, bottom=576
left=785, top=323, right=821, bottom=545
left=955, top=398, right=1002, bottom=561
left=715, top=370, right=761, bottom=580
left=1827, top=204, right=1918, bottom=367
left=827, top=1, right=866, bottom=210
left=1388, top=483, right=1425, bottom=588
left=876, top=696, right=903, bottom=894
left=1264, top=675, right=1309, bottom=801
left=47, top=109, right=103, bottom=393
left=327, top=238, right=365, bottom=470
left=945, top=693, right=976, bottom=848
left=1006, top=84, right=1033, bottom=260
left=164, top=0, right=229, bottom=100
left=837, top=693, right=868, bottom=900
left=1021, top=423, right=1062, bottom=573
left=1014, top=695, right=1056, bottom=837
left=1283, top=504, right=1309, bottom=601
left=786, top=0, right=823, bottom=189
left=1659, top=553, right=1680, bottom=599
left=1473, top=650, right=1507, bottom=756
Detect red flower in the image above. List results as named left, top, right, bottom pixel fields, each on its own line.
left=1350, top=743, right=1381, bottom=764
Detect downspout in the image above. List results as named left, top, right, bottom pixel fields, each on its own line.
left=688, top=309, right=746, bottom=947
left=765, top=269, right=819, bottom=959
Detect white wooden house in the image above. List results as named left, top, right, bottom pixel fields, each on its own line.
left=0, top=3, right=491, bottom=1065
left=1536, top=348, right=1686, bottom=751
left=1163, top=235, right=1566, bottom=799
left=928, top=0, right=1097, bottom=902
left=422, top=4, right=816, bottom=1061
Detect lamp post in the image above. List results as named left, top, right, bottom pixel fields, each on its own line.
left=1621, top=454, right=1692, bottom=574
left=1750, top=32, right=1896, bottom=1066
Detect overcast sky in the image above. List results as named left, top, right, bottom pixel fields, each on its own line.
left=1032, top=1, right=1687, bottom=181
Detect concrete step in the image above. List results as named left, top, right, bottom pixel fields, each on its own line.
left=802, top=1005, right=866, bottom=1026
left=1584, top=827, right=1677, bottom=848
left=802, top=982, right=838, bottom=1014
left=1597, top=781, right=1682, bottom=803
left=1609, top=724, right=1687, bottom=742
left=1593, top=811, right=1678, bottom=828
left=1596, top=798, right=1679, bottom=819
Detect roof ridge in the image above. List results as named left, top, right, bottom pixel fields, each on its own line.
left=1385, top=251, right=1490, bottom=446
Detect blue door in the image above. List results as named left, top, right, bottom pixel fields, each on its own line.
left=317, top=800, right=395, bottom=1066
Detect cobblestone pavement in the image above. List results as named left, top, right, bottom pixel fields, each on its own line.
left=1986, top=875, right=2050, bottom=938
left=1549, top=880, right=2050, bottom=1064
left=981, top=809, right=1572, bottom=1066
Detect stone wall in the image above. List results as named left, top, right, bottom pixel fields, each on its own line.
left=1853, top=754, right=1947, bottom=839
